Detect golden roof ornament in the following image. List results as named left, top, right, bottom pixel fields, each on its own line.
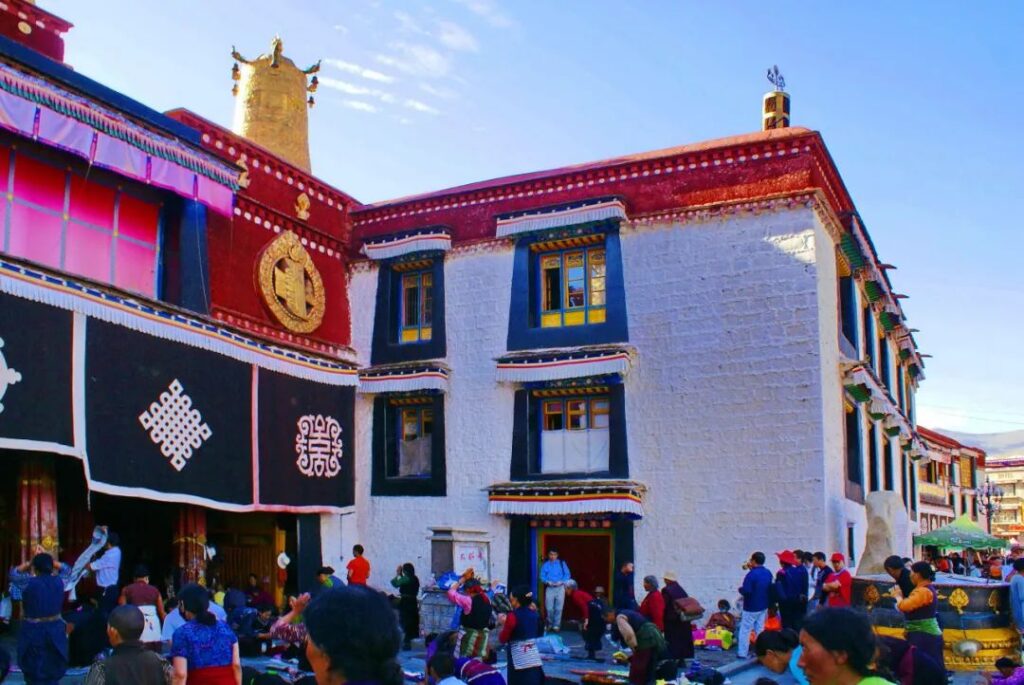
left=762, top=64, right=791, bottom=131
left=231, top=37, right=320, bottom=172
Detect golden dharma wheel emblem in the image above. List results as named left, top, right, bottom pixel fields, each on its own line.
left=948, top=587, right=970, bottom=615
left=863, top=584, right=881, bottom=610
left=257, top=230, right=325, bottom=333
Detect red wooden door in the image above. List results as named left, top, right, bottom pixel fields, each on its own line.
left=539, top=531, right=612, bottom=621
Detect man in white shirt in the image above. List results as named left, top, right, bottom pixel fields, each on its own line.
left=89, top=530, right=122, bottom=615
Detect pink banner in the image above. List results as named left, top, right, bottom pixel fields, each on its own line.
left=93, top=132, right=148, bottom=181
left=0, top=90, right=36, bottom=136
left=196, top=175, right=235, bottom=216
left=149, top=156, right=196, bottom=198
left=37, top=108, right=94, bottom=158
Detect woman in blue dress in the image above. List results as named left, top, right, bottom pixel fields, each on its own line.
left=498, top=586, right=544, bottom=685
left=14, top=553, right=68, bottom=685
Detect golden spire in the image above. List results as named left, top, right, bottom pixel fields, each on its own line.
left=230, top=37, right=320, bottom=172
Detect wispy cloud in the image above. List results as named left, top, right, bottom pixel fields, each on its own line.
left=320, top=77, right=398, bottom=104
left=333, top=23, right=349, bottom=34
left=450, top=0, right=515, bottom=28
left=437, top=20, right=479, bottom=52
left=323, top=58, right=395, bottom=84
left=394, top=10, right=429, bottom=36
left=419, top=82, right=458, bottom=99
left=376, top=42, right=451, bottom=78
left=341, top=100, right=378, bottom=113
left=403, top=99, right=440, bottom=115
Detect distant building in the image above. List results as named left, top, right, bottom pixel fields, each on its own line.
left=985, top=455, right=1024, bottom=541
left=917, top=427, right=985, bottom=534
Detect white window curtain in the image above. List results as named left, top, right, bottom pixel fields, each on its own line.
left=540, top=428, right=609, bottom=474
left=398, top=437, right=432, bottom=477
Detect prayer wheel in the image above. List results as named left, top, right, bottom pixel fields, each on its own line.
left=852, top=572, right=1019, bottom=671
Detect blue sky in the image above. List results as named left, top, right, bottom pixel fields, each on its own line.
left=54, top=1, right=1023, bottom=435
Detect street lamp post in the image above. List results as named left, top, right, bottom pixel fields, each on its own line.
left=978, top=478, right=1004, bottom=534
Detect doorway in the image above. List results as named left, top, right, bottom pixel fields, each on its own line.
left=536, top=529, right=613, bottom=622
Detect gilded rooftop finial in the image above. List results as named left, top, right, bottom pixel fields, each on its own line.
left=762, top=65, right=790, bottom=131
left=230, top=37, right=319, bottom=172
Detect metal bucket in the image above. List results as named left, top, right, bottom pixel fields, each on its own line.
left=420, top=587, right=458, bottom=637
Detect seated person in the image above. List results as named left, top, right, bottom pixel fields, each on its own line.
left=990, top=656, right=1024, bottom=685
left=704, top=600, right=736, bottom=632
left=233, top=603, right=276, bottom=657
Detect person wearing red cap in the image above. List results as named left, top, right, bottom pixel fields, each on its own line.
left=820, top=553, right=852, bottom=607
left=773, top=550, right=808, bottom=631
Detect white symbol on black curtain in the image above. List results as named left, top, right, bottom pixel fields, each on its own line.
left=0, top=337, right=22, bottom=415
left=138, top=379, right=213, bottom=472
left=295, top=414, right=342, bottom=478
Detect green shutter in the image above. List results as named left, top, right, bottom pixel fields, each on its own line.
left=844, top=383, right=871, bottom=403
left=863, top=280, right=884, bottom=303
left=840, top=233, right=866, bottom=271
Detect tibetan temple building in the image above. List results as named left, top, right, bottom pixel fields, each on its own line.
left=0, top=1, right=932, bottom=606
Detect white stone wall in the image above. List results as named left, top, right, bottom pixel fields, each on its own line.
left=345, top=246, right=519, bottom=588
left=337, top=206, right=890, bottom=606
left=620, top=208, right=840, bottom=605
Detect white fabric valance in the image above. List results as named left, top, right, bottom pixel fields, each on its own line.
left=496, top=351, right=630, bottom=383
left=487, top=493, right=643, bottom=518
left=358, top=368, right=448, bottom=394
left=361, top=230, right=451, bottom=261
left=495, top=199, right=627, bottom=238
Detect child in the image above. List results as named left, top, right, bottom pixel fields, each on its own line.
left=991, top=657, right=1024, bottom=685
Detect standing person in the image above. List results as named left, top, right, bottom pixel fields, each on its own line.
left=391, top=563, right=421, bottom=650
left=1010, top=559, right=1024, bottom=641
left=821, top=553, right=853, bottom=608
left=303, top=585, right=404, bottom=685
left=347, top=545, right=371, bottom=586
left=797, top=608, right=894, bottom=685
left=118, top=564, right=165, bottom=644
left=538, top=549, right=571, bottom=633
left=661, top=571, right=695, bottom=663
left=774, top=551, right=808, bottom=632
left=316, top=566, right=345, bottom=594
left=811, top=553, right=830, bottom=609
left=565, top=581, right=604, bottom=661
left=84, top=605, right=168, bottom=685
left=446, top=570, right=492, bottom=658
left=736, top=552, right=773, bottom=660
left=895, top=561, right=944, bottom=673
left=170, top=583, right=241, bottom=685
left=90, top=531, right=122, bottom=616
left=883, top=556, right=915, bottom=599
left=12, top=553, right=68, bottom=684
left=638, top=576, right=665, bottom=631
left=614, top=561, right=638, bottom=611
left=498, top=587, right=544, bottom=685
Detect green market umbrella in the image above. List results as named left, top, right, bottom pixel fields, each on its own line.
left=913, top=514, right=1008, bottom=550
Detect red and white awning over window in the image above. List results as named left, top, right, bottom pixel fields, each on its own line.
left=358, top=363, right=449, bottom=393
left=496, top=347, right=633, bottom=383
left=487, top=480, right=646, bottom=518
left=361, top=227, right=452, bottom=261
left=495, top=198, right=627, bottom=238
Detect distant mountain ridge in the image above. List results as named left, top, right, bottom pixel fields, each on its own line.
left=936, top=429, right=1024, bottom=459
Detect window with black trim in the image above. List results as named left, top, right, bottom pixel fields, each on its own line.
left=370, top=255, right=446, bottom=365
left=371, top=393, right=446, bottom=496
left=845, top=402, right=864, bottom=502
left=510, top=382, right=628, bottom=480
left=507, top=227, right=627, bottom=351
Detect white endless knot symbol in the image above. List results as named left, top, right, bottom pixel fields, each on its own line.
left=295, top=414, right=342, bottom=478
left=0, top=336, right=22, bottom=415
left=138, top=379, right=212, bottom=472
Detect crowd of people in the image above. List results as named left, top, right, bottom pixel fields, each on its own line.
left=8, top=532, right=1024, bottom=685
